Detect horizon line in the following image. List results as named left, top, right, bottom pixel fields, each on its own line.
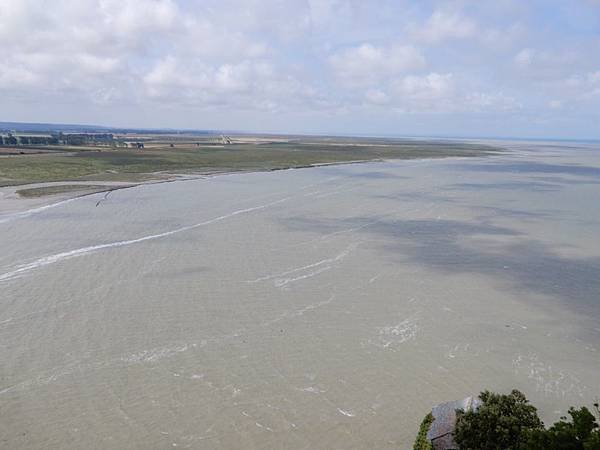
left=1, top=119, right=598, bottom=144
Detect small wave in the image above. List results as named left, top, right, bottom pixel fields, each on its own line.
left=0, top=196, right=292, bottom=282
left=0, top=197, right=79, bottom=224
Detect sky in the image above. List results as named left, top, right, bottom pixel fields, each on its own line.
left=1, top=0, right=599, bottom=139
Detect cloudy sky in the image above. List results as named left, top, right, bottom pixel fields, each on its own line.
left=1, top=0, right=599, bottom=138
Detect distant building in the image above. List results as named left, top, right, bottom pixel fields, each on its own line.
left=123, top=141, right=145, bottom=149
left=0, top=133, right=19, bottom=146
left=60, top=133, right=114, bottom=145
left=11, top=133, right=59, bottom=145
left=0, top=131, right=114, bottom=147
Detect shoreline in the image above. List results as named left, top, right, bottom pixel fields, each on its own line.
left=0, top=153, right=494, bottom=220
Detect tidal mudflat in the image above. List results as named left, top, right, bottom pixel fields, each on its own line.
left=1, top=141, right=599, bottom=449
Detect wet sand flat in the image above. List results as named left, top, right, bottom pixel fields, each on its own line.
left=1, top=141, right=599, bottom=449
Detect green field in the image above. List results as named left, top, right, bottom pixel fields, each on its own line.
left=0, top=136, right=502, bottom=188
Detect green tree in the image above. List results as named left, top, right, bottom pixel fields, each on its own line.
left=413, top=413, right=434, bottom=450
left=522, top=404, right=600, bottom=450
left=454, top=390, right=543, bottom=450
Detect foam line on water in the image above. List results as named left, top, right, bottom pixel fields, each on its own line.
left=0, top=173, right=341, bottom=227
left=262, top=294, right=336, bottom=326
left=0, top=197, right=80, bottom=224
left=274, top=266, right=332, bottom=288
left=0, top=196, right=292, bottom=282
left=0, top=177, right=353, bottom=282
left=246, top=243, right=358, bottom=283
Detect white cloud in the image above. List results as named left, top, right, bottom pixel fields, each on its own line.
left=465, top=92, right=521, bottom=112
left=361, top=74, right=521, bottom=114
left=0, top=0, right=282, bottom=106
left=188, top=27, right=268, bottom=60
left=329, top=43, right=425, bottom=85
left=411, top=10, right=477, bottom=44
left=587, top=71, right=600, bottom=84
left=0, top=66, right=40, bottom=88
left=548, top=100, right=563, bottom=109
left=394, top=73, right=454, bottom=100
left=307, top=0, right=351, bottom=27
left=77, top=54, right=120, bottom=75
left=142, top=57, right=318, bottom=112
left=365, top=89, right=390, bottom=105
left=515, top=48, right=534, bottom=67
left=100, top=0, right=179, bottom=35
left=480, top=23, right=525, bottom=50
left=513, top=47, right=586, bottom=81
left=0, top=0, right=598, bottom=135
left=562, top=71, right=600, bottom=96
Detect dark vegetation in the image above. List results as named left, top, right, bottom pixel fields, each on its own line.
left=15, top=184, right=115, bottom=198
left=0, top=132, right=113, bottom=146
left=414, top=413, right=434, bottom=450
left=454, top=390, right=544, bottom=449
left=417, top=390, right=600, bottom=449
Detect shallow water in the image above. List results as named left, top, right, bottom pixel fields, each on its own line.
left=1, top=141, right=599, bottom=449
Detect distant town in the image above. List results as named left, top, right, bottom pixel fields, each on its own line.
left=0, top=132, right=115, bottom=147
left=0, top=122, right=220, bottom=149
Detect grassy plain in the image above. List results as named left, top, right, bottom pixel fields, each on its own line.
left=0, top=135, right=502, bottom=190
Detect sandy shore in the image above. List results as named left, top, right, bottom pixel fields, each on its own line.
left=0, top=181, right=137, bottom=217
left=0, top=159, right=381, bottom=219
left=0, top=174, right=215, bottom=218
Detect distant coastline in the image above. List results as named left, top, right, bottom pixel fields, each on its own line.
left=0, top=132, right=503, bottom=217
left=1, top=120, right=598, bottom=143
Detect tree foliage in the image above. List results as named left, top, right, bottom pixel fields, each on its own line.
left=452, top=391, right=600, bottom=450
left=413, top=412, right=434, bottom=450
left=521, top=404, right=600, bottom=450
left=454, top=390, right=543, bottom=449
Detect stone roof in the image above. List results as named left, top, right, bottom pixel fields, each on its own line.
left=426, top=396, right=481, bottom=450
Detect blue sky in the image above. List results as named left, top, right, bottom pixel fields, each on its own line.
left=0, top=0, right=599, bottom=138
